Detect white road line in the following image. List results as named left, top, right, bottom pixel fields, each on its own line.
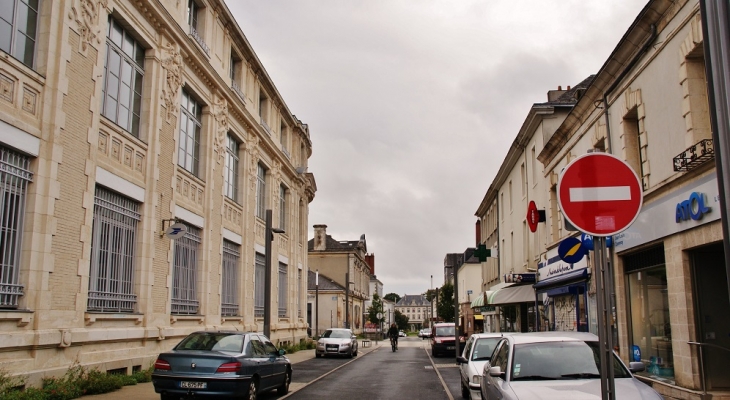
left=569, top=186, right=630, bottom=202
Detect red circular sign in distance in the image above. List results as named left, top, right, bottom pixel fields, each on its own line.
left=527, top=200, right=539, bottom=233
left=557, top=152, right=642, bottom=237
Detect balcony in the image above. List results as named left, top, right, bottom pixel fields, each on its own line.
left=673, top=139, right=714, bottom=172
left=260, top=117, right=272, bottom=135
left=0, top=283, right=24, bottom=308
left=189, top=26, right=210, bottom=56
left=231, top=81, right=246, bottom=103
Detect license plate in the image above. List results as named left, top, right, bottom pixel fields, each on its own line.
left=446, top=346, right=455, bottom=350
left=180, top=381, right=206, bottom=389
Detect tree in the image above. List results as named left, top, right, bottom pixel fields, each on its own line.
left=384, top=293, right=401, bottom=304
left=437, top=283, right=455, bottom=322
left=367, top=293, right=385, bottom=324
left=423, top=289, right=438, bottom=302
left=394, top=310, right=409, bottom=331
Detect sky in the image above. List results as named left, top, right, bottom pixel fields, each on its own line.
left=225, top=0, right=648, bottom=297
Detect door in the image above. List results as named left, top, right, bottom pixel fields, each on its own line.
left=692, top=243, right=730, bottom=389
left=249, top=336, right=273, bottom=390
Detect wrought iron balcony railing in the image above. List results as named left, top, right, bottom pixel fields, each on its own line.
left=673, top=138, right=714, bottom=172
left=190, top=26, right=210, bottom=56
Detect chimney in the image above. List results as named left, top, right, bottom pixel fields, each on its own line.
left=313, top=224, right=327, bottom=251
left=365, top=254, right=375, bottom=275
left=547, top=85, right=568, bottom=102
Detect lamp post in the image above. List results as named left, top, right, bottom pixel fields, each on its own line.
left=315, top=270, right=319, bottom=338
left=264, top=209, right=285, bottom=339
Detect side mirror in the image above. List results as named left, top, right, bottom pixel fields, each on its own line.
left=488, top=366, right=503, bottom=378
left=629, top=362, right=645, bottom=373
left=278, top=349, right=287, bottom=356
left=456, top=356, right=468, bottom=364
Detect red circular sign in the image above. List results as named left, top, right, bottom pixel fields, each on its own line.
left=527, top=200, right=539, bottom=233
left=558, top=152, right=642, bottom=236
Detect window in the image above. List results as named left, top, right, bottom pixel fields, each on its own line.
left=508, top=180, right=513, bottom=212
left=256, top=163, right=266, bottom=219
left=187, top=0, right=199, bottom=30
left=279, top=184, right=287, bottom=231
left=0, top=146, right=32, bottom=308
left=254, top=252, right=265, bottom=317
left=278, top=262, right=288, bottom=317
left=178, top=90, right=202, bottom=176
left=102, top=17, right=145, bottom=137
left=0, top=0, right=39, bottom=68
left=171, top=223, right=200, bottom=314
left=224, top=134, right=239, bottom=202
left=520, top=163, right=526, bottom=197
left=259, top=91, right=270, bottom=133
left=88, top=187, right=139, bottom=313
left=221, top=240, right=239, bottom=316
left=230, top=51, right=244, bottom=100
left=186, top=0, right=208, bottom=54
left=280, top=121, right=289, bottom=157
left=297, top=268, right=302, bottom=318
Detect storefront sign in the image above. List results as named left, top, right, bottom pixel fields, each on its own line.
left=614, top=173, right=720, bottom=251
left=504, top=273, right=536, bottom=283
left=538, top=246, right=588, bottom=281
left=675, top=192, right=711, bottom=222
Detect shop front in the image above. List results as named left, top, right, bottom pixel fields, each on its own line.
left=487, top=278, right=537, bottom=333
left=534, top=247, right=593, bottom=333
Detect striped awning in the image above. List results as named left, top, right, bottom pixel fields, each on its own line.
left=471, top=291, right=493, bottom=308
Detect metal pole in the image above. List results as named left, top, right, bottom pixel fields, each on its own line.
left=454, top=273, right=459, bottom=360
left=345, top=270, right=349, bottom=329
left=594, top=236, right=615, bottom=400
left=315, top=270, right=319, bottom=337
left=264, top=209, right=273, bottom=339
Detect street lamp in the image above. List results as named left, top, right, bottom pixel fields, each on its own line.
left=264, top=209, right=285, bottom=339
left=315, top=270, right=319, bottom=338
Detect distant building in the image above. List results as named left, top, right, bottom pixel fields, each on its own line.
left=395, top=294, right=429, bottom=331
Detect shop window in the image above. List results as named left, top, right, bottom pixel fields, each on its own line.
left=0, top=0, right=39, bottom=68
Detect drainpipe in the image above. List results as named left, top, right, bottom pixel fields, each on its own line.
left=603, top=24, right=657, bottom=154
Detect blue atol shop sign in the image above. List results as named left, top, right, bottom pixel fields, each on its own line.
left=676, top=192, right=711, bottom=222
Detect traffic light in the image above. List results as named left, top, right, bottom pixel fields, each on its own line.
left=474, top=244, right=491, bottom=262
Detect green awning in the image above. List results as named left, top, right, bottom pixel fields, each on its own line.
left=470, top=292, right=485, bottom=308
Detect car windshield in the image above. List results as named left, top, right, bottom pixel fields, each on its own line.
left=175, top=333, right=243, bottom=352
left=510, top=341, right=631, bottom=381
left=471, top=338, right=501, bottom=361
left=435, top=326, right=455, bottom=337
left=323, top=330, right=351, bottom=339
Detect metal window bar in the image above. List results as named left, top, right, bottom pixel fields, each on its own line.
left=254, top=253, right=265, bottom=317
left=88, top=187, right=140, bottom=312
left=171, top=223, right=201, bottom=314
left=278, top=263, right=288, bottom=318
left=221, top=240, right=240, bottom=316
left=0, top=146, right=32, bottom=308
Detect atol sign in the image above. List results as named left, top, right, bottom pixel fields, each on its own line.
left=675, top=192, right=711, bottom=222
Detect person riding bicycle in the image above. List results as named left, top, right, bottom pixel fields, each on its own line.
left=387, top=323, right=399, bottom=350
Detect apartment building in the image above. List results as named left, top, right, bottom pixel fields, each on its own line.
left=0, top=0, right=315, bottom=385
left=395, top=294, right=429, bottom=332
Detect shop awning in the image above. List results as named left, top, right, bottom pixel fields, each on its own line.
left=488, top=284, right=536, bottom=305
left=533, top=268, right=590, bottom=290
left=474, top=314, right=484, bottom=320
left=471, top=291, right=493, bottom=308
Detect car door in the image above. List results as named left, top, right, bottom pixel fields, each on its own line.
left=460, top=336, right=475, bottom=387
left=483, top=339, right=509, bottom=400
left=249, top=336, right=274, bottom=390
left=261, top=336, right=287, bottom=387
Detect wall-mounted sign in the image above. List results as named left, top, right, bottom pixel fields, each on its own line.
left=580, top=233, right=613, bottom=250
left=558, top=236, right=586, bottom=264
left=538, top=246, right=588, bottom=281
left=675, top=192, right=711, bottom=222
left=504, top=273, right=536, bottom=283
left=164, top=222, right=187, bottom=239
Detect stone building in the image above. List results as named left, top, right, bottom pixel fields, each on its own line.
left=0, top=0, right=315, bottom=386
left=307, top=225, right=371, bottom=335
left=395, top=294, right=430, bottom=332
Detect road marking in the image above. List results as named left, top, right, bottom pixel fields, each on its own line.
left=569, top=186, right=630, bottom=202
left=425, top=348, right=455, bottom=400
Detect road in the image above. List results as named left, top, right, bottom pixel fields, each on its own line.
left=87, top=336, right=466, bottom=400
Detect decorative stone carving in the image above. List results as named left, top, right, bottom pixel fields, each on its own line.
left=68, top=0, right=108, bottom=53
left=22, top=87, right=37, bottom=115
left=212, top=96, right=229, bottom=164
left=0, top=74, right=14, bottom=103
left=272, top=160, right=282, bottom=185
left=247, top=134, right=260, bottom=189
left=161, top=43, right=183, bottom=121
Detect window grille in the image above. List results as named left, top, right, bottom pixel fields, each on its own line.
left=87, top=186, right=139, bottom=312
left=254, top=253, right=265, bottom=317
left=178, top=91, right=202, bottom=176
left=224, top=135, right=239, bottom=202
left=221, top=240, right=239, bottom=316
left=101, top=17, right=144, bottom=137
left=0, top=146, right=32, bottom=308
left=278, top=263, right=288, bottom=317
left=256, top=163, right=266, bottom=219
left=0, top=0, right=39, bottom=68
left=171, top=223, right=201, bottom=314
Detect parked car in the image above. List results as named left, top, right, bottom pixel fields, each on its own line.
left=418, top=328, right=432, bottom=339
left=399, top=330, right=406, bottom=337
left=456, top=332, right=503, bottom=399
left=480, top=331, right=663, bottom=400
left=430, top=322, right=466, bottom=357
left=152, top=331, right=290, bottom=400
left=315, top=328, right=358, bottom=358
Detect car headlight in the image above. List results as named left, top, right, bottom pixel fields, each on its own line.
left=341, top=343, right=350, bottom=348
left=472, top=375, right=480, bottom=385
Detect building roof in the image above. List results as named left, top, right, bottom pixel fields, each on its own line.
left=396, top=294, right=429, bottom=307
left=308, top=234, right=366, bottom=252
left=307, top=270, right=345, bottom=291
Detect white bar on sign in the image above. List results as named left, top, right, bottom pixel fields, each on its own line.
left=569, top=186, right=631, bottom=202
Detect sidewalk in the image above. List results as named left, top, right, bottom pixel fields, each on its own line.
left=86, top=339, right=383, bottom=399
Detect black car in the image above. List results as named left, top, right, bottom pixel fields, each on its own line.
left=152, top=331, right=291, bottom=400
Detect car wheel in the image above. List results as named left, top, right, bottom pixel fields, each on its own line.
left=277, top=369, right=291, bottom=395
left=247, top=378, right=258, bottom=400
left=315, top=352, right=321, bottom=358
left=432, top=349, right=437, bottom=357
left=348, top=348, right=354, bottom=358
left=461, top=379, right=470, bottom=399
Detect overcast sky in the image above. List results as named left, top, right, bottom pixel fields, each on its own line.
left=225, top=0, right=648, bottom=297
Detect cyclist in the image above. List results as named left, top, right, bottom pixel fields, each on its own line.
left=387, top=323, right=399, bottom=351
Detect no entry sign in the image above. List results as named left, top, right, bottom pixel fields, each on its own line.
left=558, top=152, right=642, bottom=237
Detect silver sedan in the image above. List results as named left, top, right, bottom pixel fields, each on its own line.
left=480, top=332, right=663, bottom=400
left=315, top=328, right=359, bottom=358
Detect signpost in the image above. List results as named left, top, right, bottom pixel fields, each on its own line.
left=558, top=152, right=642, bottom=400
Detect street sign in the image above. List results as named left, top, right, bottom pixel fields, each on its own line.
left=558, top=152, right=642, bottom=237
left=527, top=200, right=539, bottom=232
left=164, top=222, right=187, bottom=239
left=558, top=236, right=586, bottom=264
left=581, top=233, right=612, bottom=250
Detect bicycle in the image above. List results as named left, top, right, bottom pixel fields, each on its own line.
left=390, top=336, right=398, bottom=352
